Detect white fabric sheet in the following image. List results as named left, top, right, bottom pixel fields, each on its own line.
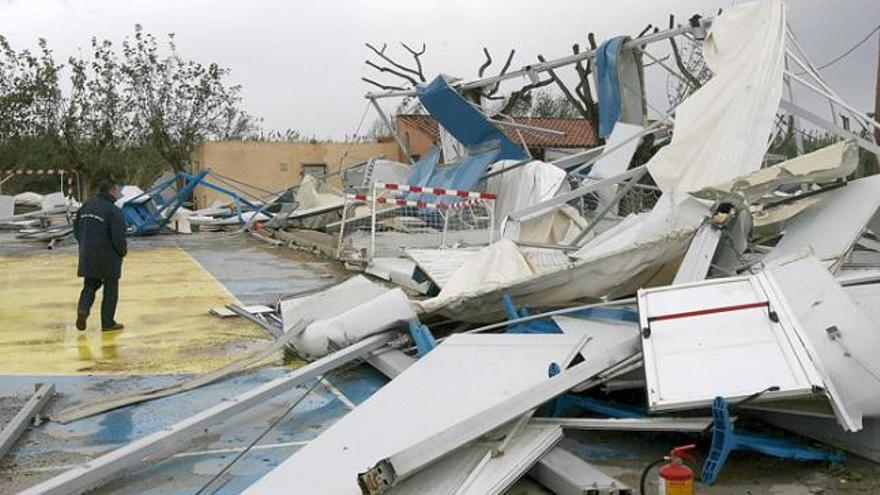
left=647, top=0, right=786, bottom=194
left=486, top=160, right=567, bottom=228
left=415, top=239, right=534, bottom=314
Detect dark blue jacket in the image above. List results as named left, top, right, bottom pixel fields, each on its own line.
left=74, top=193, right=128, bottom=280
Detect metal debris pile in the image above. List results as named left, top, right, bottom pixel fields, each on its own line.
left=7, top=1, right=880, bottom=494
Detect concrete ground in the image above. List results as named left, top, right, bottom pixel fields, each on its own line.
left=0, top=231, right=878, bottom=494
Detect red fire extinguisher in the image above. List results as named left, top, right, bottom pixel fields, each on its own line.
left=657, top=444, right=697, bottom=495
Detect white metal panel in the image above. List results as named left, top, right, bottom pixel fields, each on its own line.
left=392, top=424, right=562, bottom=495
left=552, top=316, right=640, bottom=372
left=766, top=174, right=880, bottom=271
left=761, top=256, right=880, bottom=431
left=638, top=277, right=822, bottom=411
left=844, top=283, right=880, bottom=328
left=242, top=334, right=583, bottom=495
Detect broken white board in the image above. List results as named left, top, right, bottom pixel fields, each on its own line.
left=242, top=333, right=585, bottom=495
left=638, top=276, right=825, bottom=412
left=391, top=424, right=562, bottom=495
left=766, top=174, right=880, bottom=271
left=588, top=123, right=643, bottom=181
left=761, top=255, right=880, bottom=431
left=279, top=275, right=387, bottom=332
left=693, top=139, right=858, bottom=203
left=552, top=316, right=640, bottom=371
left=209, top=305, right=274, bottom=318
left=585, top=122, right=644, bottom=211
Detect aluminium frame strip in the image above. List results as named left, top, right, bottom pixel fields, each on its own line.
left=451, top=334, right=592, bottom=495
left=357, top=345, right=640, bottom=493
left=21, top=333, right=395, bottom=495
left=529, top=446, right=633, bottom=495
left=530, top=416, right=713, bottom=433
left=0, top=383, right=55, bottom=460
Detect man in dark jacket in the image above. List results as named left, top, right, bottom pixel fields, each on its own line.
left=74, top=180, right=128, bottom=331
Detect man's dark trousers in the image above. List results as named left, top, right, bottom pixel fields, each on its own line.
left=78, top=277, right=119, bottom=329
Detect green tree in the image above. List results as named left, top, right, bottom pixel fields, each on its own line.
left=121, top=25, right=255, bottom=174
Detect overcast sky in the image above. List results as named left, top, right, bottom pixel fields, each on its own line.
left=1, top=0, right=878, bottom=139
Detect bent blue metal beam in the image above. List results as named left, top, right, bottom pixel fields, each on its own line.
left=416, top=76, right=527, bottom=161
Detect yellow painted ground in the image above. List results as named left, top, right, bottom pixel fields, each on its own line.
left=0, top=247, right=268, bottom=375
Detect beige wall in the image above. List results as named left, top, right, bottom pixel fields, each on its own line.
left=191, top=139, right=401, bottom=208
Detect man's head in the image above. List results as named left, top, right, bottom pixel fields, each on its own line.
left=98, top=180, right=120, bottom=200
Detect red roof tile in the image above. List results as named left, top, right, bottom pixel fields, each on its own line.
left=397, top=114, right=596, bottom=148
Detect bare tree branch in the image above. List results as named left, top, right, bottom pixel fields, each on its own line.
left=365, top=42, right=423, bottom=80
left=478, top=47, right=492, bottom=78
left=361, top=77, right=406, bottom=91
left=499, top=77, right=553, bottom=115
left=399, top=42, right=426, bottom=82
left=365, top=59, right=419, bottom=86
left=637, top=24, right=653, bottom=37
left=484, top=49, right=516, bottom=98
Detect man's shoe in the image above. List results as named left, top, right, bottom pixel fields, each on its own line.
left=102, top=323, right=124, bottom=332
left=76, top=311, right=88, bottom=331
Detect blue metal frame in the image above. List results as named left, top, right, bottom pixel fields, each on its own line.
left=122, top=168, right=273, bottom=236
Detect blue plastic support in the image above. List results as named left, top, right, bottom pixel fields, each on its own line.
left=702, top=397, right=845, bottom=485
left=548, top=393, right=646, bottom=419
left=502, top=293, right=561, bottom=334
left=407, top=320, right=437, bottom=357
left=417, top=75, right=526, bottom=161
left=596, top=36, right=628, bottom=138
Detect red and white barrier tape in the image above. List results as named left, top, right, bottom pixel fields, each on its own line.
left=347, top=194, right=488, bottom=210
left=374, top=182, right=496, bottom=200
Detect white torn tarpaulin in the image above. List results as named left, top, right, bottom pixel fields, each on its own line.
left=291, top=288, right=415, bottom=359
left=766, top=174, right=880, bottom=271
left=242, top=333, right=586, bottom=495
left=420, top=226, right=694, bottom=322
left=414, top=240, right=535, bottom=314
left=647, top=0, right=786, bottom=195
left=280, top=275, right=387, bottom=332
left=513, top=205, right=588, bottom=245
left=638, top=254, right=880, bottom=431
left=486, top=160, right=567, bottom=229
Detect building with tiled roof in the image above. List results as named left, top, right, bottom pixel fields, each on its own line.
left=396, top=114, right=597, bottom=162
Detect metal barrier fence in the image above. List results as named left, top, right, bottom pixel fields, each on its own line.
left=337, top=183, right=496, bottom=262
